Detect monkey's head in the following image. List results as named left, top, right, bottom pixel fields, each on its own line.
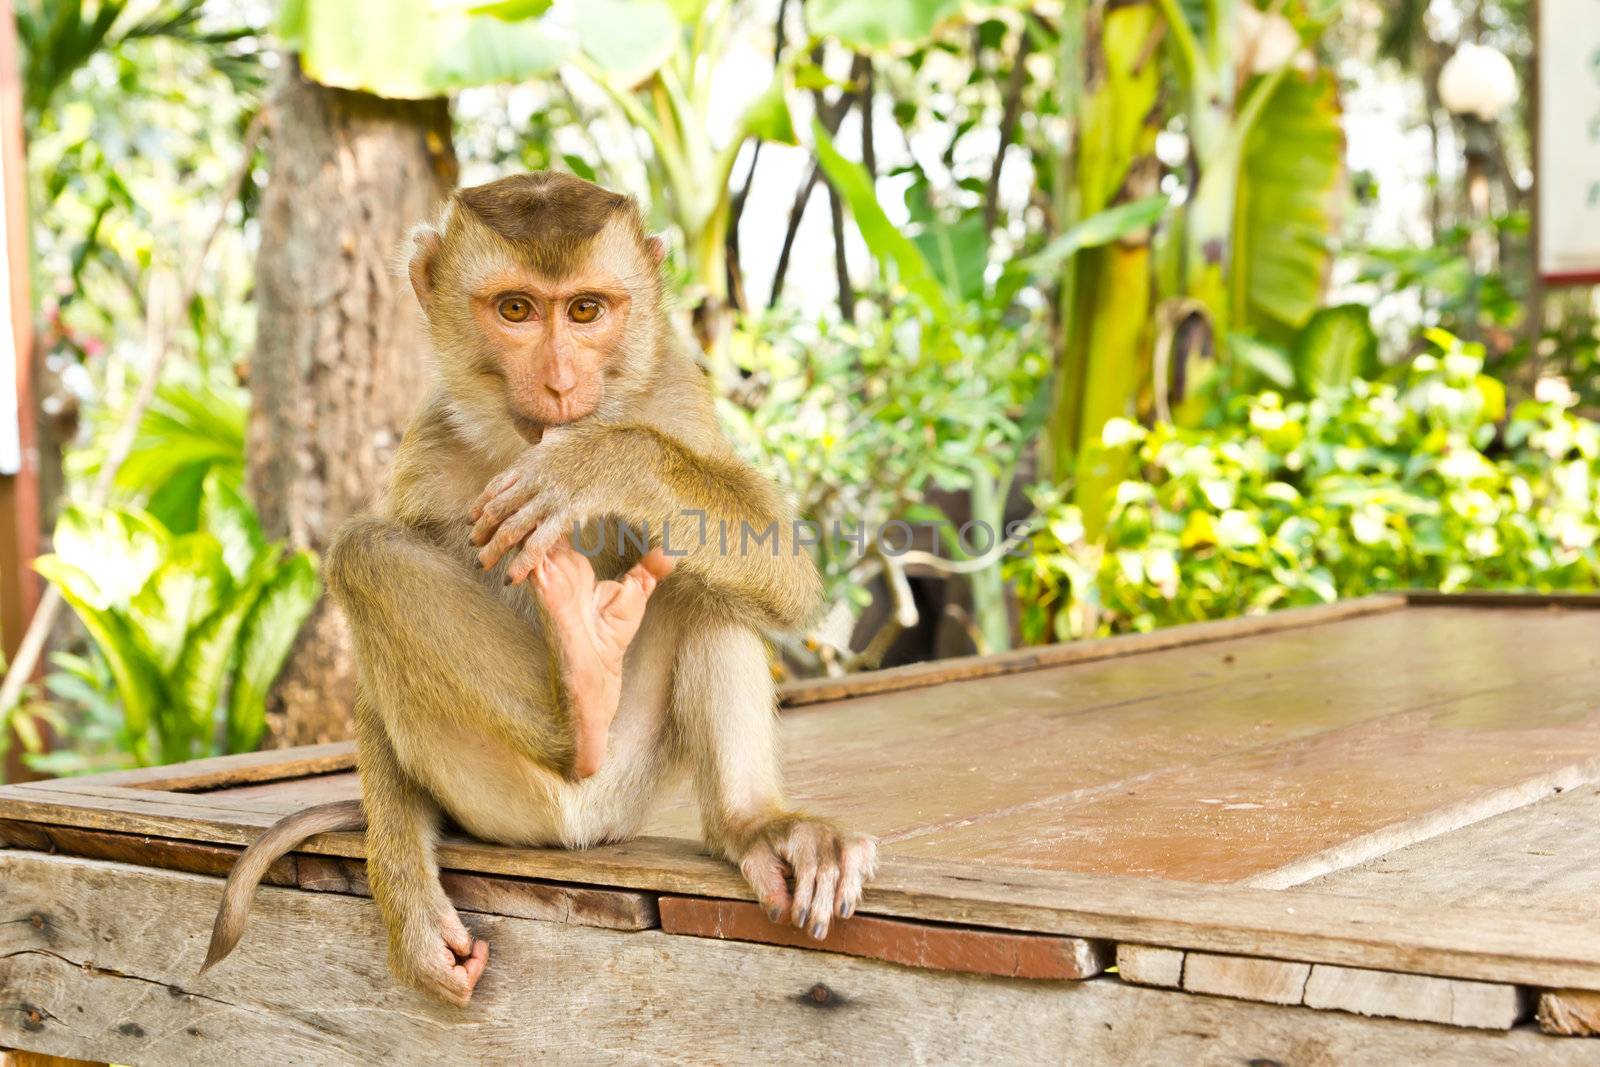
left=406, top=172, right=668, bottom=438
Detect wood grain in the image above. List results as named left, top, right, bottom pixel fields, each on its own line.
left=1302, top=963, right=1525, bottom=1030
left=2, top=851, right=1592, bottom=1066
left=1114, top=945, right=1184, bottom=989
left=1300, top=785, right=1600, bottom=911
left=659, top=897, right=1109, bottom=980
left=297, top=855, right=658, bottom=931
left=1181, top=953, right=1310, bottom=1006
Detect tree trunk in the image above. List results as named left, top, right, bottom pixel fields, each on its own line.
left=249, top=59, right=456, bottom=747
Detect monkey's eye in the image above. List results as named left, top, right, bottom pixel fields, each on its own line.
left=497, top=296, right=534, bottom=323
left=568, top=298, right=604, bottom=324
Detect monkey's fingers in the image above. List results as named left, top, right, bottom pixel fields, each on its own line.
left=739, top=843, right=793, bottom=925
left=505, top=518, right=570, bottom=586
left=470, top=468, right=521, bottom=521
left=477, top=501, right=544, bottom=570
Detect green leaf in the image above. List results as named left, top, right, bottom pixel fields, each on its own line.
left=1293, top=304, right=1379, bottom=395
left=199, top=471, right=268, bottom=583
left=1234, top=70, right=1346, bottom=333
left=1022, top=195, right=1171, bottom=273
left=739, top=76, right=796, bottom=146
left=465, top=0, right=554, bottom=19
left=34, top=555, right=164, bottom=763
left=229, top=552, right=322, bottom=753
left=914, top=214, right=989, bottom=304
left=812, top=120, right=949, bottom=321
left=127, top=534, right=232, bottom=674
left=805, top=0, right=963, bottom=50
left=574, top=0, right=679, bottom=89
left=173, top=549, right=281, bottom=747
left=51, top=505, right=170, bottom=608
left=1231, top=332, right=1297, bottom=389
left=290, top=0, right=573, bottom=97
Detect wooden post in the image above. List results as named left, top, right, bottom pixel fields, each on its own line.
left=0, top=0, right=40, bottom=781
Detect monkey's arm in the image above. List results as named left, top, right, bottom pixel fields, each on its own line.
left=471, top=423, right=822, bottom=631
left=355, top=697, right=488, bottom=1006
left=672, top=621, right=876, bottom=939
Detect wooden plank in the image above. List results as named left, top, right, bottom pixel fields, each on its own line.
left=1114, top=945, right=1184, bottom=989
left=1537, top=989, right=1600, bottom=1036
left=1402, top=590, right=1600, bottom=609
left=21, top=741, right=356, bottom=792
left=3, top=785, right=1600, bottom=992
left=2, top=852, right=1593, bottom=1066
left=297, top=855, right=657, bottom=931
left=211, top=771, right=361, bottom=804
left=658, top=897, right=1108, bottom=980
left=1302, top=963, right=1525, bottom=1030
left=1299, top=785, right=1600, bottom=911
left=1127, top=947, right=1523, bottom=1030
left=0, top=818, right=297, bottom=887
left=777, top=594, right=1409, bottom=707
left=1182, top=952, right=1310, bottom=1006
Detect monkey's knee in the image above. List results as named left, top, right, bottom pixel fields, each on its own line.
left=326, top=514, right=415, bottom=606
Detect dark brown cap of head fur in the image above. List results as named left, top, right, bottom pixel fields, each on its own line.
left=453, top=172, right=641, bottom=276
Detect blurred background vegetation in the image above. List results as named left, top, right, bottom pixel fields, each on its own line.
left=3, top=0, right=1597, bottom=775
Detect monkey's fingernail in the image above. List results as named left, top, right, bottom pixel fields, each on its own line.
left=810, top=922, right=827, bottom=940
left=793, top=907, right=809, bottom=928
left=839, top=902, right=853, bottom=919
left=767, top=906, right=783, bottom=923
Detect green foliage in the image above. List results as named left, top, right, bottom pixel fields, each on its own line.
left=1010, top=332, right=1598, bottom=642
left=804, top=0, right=964, bottom=51
left=720, top=299, right=1050, bottom=611
left=1233, top=69, right=1345, bottom=336
left=34, top=476, right=321, bottom=766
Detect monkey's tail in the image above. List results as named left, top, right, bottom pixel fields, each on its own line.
left=200, top=799, right=367, bottom=975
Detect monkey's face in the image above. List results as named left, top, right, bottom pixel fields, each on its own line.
left=467, top=263, right=633, bottom=430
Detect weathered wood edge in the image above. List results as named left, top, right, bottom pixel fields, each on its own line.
left=21, top=740, right=358, bottom=792
left=7, top=853, right=1593, bottom=1067
left=657, top=896, right=1112, bottom=981
left=777, top=593, right=1410, bottom=707
left=5, top=783, right=1600, bottom=993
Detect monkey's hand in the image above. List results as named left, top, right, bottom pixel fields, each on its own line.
left=736, top=816, right=878, bottom=940
left=389, top=905, right=489, bottom=1007
left=470, top=437, right=611, bottom=584
left=534, top=539, right=676, bottom=777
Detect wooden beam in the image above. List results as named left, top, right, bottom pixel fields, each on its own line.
left=297, top=855, right=658, bottom=931
left=1182, top=952, right=1310, bottom=1006
left=3, top=784, right=1600, bottom=993
left=659, top=896, right=1109, bottom=980
left=2, top=851, right=1593, bottom=1065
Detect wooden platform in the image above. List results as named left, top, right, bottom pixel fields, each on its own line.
left=6, top=592, right=1600, bottom=1062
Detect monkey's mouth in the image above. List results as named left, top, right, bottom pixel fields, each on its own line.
left=510, top=412, right=546, bottom=445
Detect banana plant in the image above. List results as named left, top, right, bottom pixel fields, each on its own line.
left=34, top=474, right=320, bottom=765
left=1153, top=0, right=1345, bottom=364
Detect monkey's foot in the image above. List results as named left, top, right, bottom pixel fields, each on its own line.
left=392, top=908, right=489, bottom=1007
left=534, top=538, right=677, bottom=778
left=737, top=817, right=879, bottom=940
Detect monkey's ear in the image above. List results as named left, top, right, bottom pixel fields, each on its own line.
left=407, top=225, right=443, bottom=305
left=645, top=233, right=668, bottom=268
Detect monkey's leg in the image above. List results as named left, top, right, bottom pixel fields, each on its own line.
left=671, top=620, right=878, bottom=940
left=329, top=514, right=581, bottom=772
left=531, top=539, right=676, bottom=777
left=355, top=695, right=488, bottom=1006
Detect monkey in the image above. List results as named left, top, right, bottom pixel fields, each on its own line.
left=202, top=172, right=878, bottom=1006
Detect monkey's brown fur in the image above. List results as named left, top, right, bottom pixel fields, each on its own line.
left=204, top=172, right=876, bottom=1006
